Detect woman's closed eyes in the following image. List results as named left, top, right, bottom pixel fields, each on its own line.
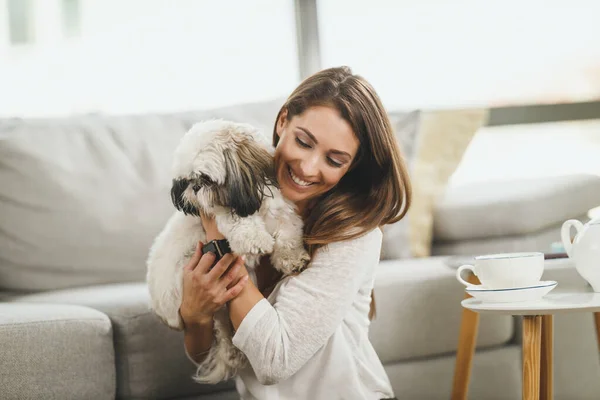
left=295, top=137, right=311, bottom=149
left=295, top=136, right=344, bottom=168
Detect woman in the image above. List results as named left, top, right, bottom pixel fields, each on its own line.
left=179, top=66, right=411, bottom=400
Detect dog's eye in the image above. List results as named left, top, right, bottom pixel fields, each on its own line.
left=199, top=174, right=214, bottom=185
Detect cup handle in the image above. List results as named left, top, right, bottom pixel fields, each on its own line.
left=456, top=264, right=477, bottom=287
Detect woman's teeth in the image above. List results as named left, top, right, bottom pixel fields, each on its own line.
left=289, top=167, right=314, bottom=187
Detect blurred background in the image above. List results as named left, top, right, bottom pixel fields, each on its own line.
left=1, top=0, right=599, bottom=185
left=2, top=4, right=600, bottom=399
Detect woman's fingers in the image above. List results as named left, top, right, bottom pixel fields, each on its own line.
left=206, top=253, right=236, bottom=280
left=183, top=242, right=203, bottom=272
left=220, top=274, right=250, bottom=303
left=194, top=250, right=217, bottom=275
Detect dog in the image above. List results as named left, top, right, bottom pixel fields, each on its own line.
left=146, top=119, right=310, bottom=384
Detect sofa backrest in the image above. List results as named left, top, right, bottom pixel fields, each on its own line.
left=0, top=100, right=282, bottom=291
left=1, top=96, right=480, bottom=292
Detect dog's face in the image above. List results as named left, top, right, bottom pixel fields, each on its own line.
left=170, top=120, right=277, bottom=218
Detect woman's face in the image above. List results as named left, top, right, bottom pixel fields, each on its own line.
left=274, top=105, right=360, bottom=211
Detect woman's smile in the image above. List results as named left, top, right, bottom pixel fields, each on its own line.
left=287, top=166, right=317, bottom=189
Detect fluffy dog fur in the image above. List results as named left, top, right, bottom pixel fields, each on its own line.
left=146, top=120, right=310, bottom=384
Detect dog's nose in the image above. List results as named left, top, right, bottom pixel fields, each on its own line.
left=171, top=178, right=190, bottom=210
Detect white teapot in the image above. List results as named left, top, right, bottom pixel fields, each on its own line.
left=561, top=216, right=600, bottom=292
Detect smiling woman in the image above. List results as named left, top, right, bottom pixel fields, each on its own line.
left=181, top=66, right=409, bottom=400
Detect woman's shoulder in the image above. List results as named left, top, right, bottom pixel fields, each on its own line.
left=319, top=227, right=382, bottom=255
left=353, top=227, right=382, bottom=245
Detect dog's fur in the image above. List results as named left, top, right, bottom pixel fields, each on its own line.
left=146, top=120, right=310, bottom=384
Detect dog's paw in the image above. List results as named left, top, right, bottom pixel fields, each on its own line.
left=252, top=231, right=275, bottom=254
left=230, top=231, right=274, bottom=255
left=149, top=292, right=185, bottom=331
left=160, top=313, right=185, bottom=331
left=149, top=307, right=184, bottom=331
left=274, top=248, right=310, bottom=275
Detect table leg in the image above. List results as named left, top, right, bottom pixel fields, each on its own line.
left=523, top=315, right=542, bottom=400
left=540, top=315, right=553, bottom=400
left=594, top=312, right=600, bottom=351
left=451, top=273, right=480, bottom=400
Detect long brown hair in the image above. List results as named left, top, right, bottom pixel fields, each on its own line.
left=273, top=66, right=412, bottom=319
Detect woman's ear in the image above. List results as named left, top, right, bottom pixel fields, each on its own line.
left=276, top=109, right=288, bottom=138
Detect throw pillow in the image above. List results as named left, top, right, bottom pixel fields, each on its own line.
left=409, top=108, right=490, bottom=257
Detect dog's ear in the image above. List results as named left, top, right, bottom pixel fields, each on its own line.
left=223, top=139, right=277, bottom=218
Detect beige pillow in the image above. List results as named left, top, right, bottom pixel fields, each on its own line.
left=409, top=108, right=490, bottom=257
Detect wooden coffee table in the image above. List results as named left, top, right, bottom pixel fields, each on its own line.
left=452, top=274, right=600, bottom=400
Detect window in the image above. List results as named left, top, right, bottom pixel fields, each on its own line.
left=318, top=0, right=600, bottom=110
left=0, top=0, right=299, bottom=117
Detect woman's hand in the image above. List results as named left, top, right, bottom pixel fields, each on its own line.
left=179, top=241, right=250, bottom=328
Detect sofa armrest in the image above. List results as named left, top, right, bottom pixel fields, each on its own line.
left=433, top=174, right=600, bottom=242
left=5, top=283, right=236, bottom=399
left=0, top=302, right=115, bottom=399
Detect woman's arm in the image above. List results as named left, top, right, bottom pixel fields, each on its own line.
left=229, top=279, right=264, bottom=329
left=200, top=212, right=266, bottom=329
left=178, top=238, right=249, bottom=368
left=229, top=229, right=383, bottom=385
left=183, top=318, right=214, bottom=365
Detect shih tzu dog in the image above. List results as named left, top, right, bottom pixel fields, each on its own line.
left=146, top=119, right=310, bottom=384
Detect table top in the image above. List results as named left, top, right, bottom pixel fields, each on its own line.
left=462, top=285, right=600, bottom=315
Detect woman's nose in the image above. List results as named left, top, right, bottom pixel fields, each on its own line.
left=300, top=155, right=319, bottom=178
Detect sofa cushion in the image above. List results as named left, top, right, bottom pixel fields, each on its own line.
left=433, top=174, right=600, bottom=242
left=0, top=99, right=283, bottom=291
left=431, top=214, right=589, bottom=256
left=176, top=391, right=241, bottom=400
left=6, top=283, right=234, bottom=399
left=369, top=256, right=513, bottom=362
left=0, top=303, right=115, bottom=400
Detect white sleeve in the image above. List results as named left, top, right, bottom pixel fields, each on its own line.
left=231, top=228, right=382, bottom=385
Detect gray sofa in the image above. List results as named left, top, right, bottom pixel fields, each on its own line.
left=2, top=99, right=600, bottom=400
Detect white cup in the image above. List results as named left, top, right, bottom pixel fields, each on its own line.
left=455, top=252, right=544, bottom=289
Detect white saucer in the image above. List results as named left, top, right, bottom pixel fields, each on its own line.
left=466, top=281, right=558, bottom=303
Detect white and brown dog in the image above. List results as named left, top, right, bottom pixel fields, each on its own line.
left=146, top=120, right=309, bottom=384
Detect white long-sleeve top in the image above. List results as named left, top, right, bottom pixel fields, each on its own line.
left=189, top=228, right=395, bottom=400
